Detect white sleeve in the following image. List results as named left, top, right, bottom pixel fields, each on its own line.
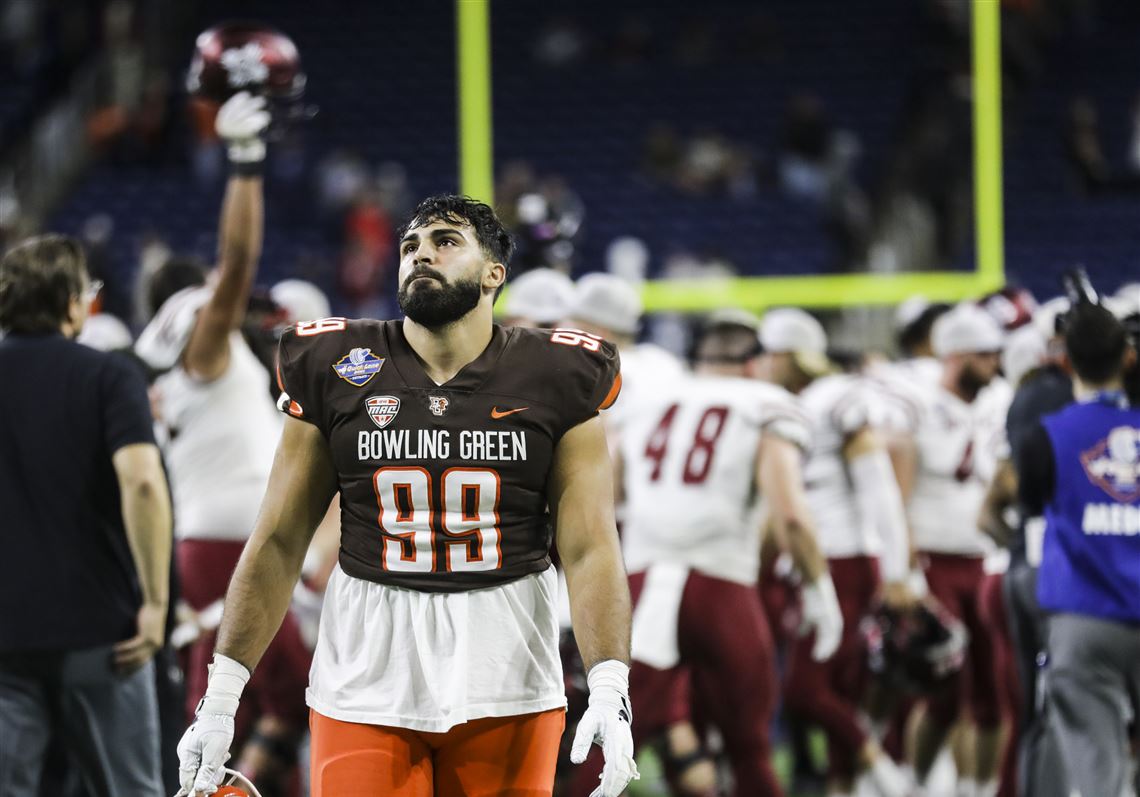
left=849, top=448, right=910, bottom=583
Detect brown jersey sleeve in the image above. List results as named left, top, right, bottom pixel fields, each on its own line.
left=275, top=317, right=350, bottom=434
left=541, top=328, right=622, bottom=438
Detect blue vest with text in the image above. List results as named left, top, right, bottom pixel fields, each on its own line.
left=1038, top=399, right=1140, bottom=623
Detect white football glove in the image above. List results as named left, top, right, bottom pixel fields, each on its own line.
left=570, top=660, right=640, bottom=797
left=215, top=91, right=270, bottom=164
left=801, top=575, right=844, bottom=661
left=177, top=654, right=250, bottom=796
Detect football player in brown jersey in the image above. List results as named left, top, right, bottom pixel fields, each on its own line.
left=176, top=195, right=637, bottom=797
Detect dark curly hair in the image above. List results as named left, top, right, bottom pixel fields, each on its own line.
left=397, top=195, right=514, bottom=297
left=0, top=235, right=88, bottom=334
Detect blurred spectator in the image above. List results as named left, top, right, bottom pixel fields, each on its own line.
left=780, top=94, right=836, bottom=201
left=315, top=149, right=369, bottom=223
left=677, top=131, right=733, bottom=195
left=131, top=233, right=173, bottom=327
left=374, top=160, right=412, bottom=220
left=533, top=15, right=588, bottom=67
left=778, top=93, right=869, bottom=265
left=641, top=123, right=683, bottom=185
left=188, top=97, right=223, bottom=185
left=1065, top=95, right=1140, bottom=196
left=0, top=0, right=43, bottom=76
left=495, top=159, right=538, bottom=228
left=606, top=236, right=650, bottom=284
left=1067, top=96, right=1111, bottom=193
left=86, top=1, right=160, bottom=161
left=498, top=169, right=584, bottom=275
left=339, top=189, right=394, bottom=317
left=641, top=124, right=760, bottom=199
left=79, top=212, right=128, bottom=319
left=661, top=249, right=735, bottom=280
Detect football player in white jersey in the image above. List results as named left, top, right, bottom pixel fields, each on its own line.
left=560, top=272, right=687, bottom=789
left=564, top=272, right=686, bottom=451
left=895, top=304, right=1009, bottom=797
left=500, top=267, right=576, bottom=328
left=757, top=309, right=914, bottom=797
left=570, top=314, right=843, bottom=797
left=134, top=93, right=311, bottom=787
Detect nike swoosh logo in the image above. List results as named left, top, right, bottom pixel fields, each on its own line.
left=490, top=406, right=529, bottom=419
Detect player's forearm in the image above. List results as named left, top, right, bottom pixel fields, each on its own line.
left=564, top=540, right=632, bottom=672
left=883, top=431, right=918, bottom=505
left=781, top=515, right=827, bottom=583
left=978, top=461, right=1017, bottom=547
left=850, top=448, right=911, bottom=583
left=120, top=469, right=173, bottom=609
left=214, top=528, right=307, bottom=671
left=213, top=175, right=263, bottom=320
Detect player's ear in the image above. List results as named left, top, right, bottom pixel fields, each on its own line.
left=1123, top=344, right=1137, bottom=371
left=484, top=261, right=507, bottom=294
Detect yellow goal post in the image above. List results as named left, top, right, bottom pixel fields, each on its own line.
left=457, top=0, right=1005, bottom=313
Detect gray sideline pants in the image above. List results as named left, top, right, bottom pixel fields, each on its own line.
left=1047, top=613, right=1140, bottom=797
left=0, top=645, right=162, bottom=797
left=1004, top=562, right=1069, bottom=797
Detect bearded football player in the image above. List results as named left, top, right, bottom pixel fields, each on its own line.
left=176, top=195, right=637, bottom=797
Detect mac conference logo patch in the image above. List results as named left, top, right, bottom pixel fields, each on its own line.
left=366, top=396, right=401, bottom=429
left=332, top=347, right=384, bottom=387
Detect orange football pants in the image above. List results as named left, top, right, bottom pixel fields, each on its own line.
left=309, top=708, right=565, bottom=796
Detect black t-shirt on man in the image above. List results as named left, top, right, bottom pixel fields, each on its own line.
left=0, top=333, right=156, bottom=653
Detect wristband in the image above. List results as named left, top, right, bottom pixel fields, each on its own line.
left=586, top=659, right=630, bottom=694
left=197, top=653, right=251, bottom=717
left=230, top=158, right=265, bottom=178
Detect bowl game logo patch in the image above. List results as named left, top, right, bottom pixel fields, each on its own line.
left=1081, top=425, right=1140, bottom=503
left=366, top=396, right=401, bottom=429
left=333, top=347, right=384, bottom=387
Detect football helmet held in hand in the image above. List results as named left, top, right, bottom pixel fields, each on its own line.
left=214, top=768, right=264, bottom=797
left=187, top=22, right=305, bottom=103
left=861, top=597, right=968, bottom=693
left=187, top=21, right=313, bottom=136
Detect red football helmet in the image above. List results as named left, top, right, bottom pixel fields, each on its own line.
left=861, top=598, right=968, bottom=693
left=186, top=22, right=306, bottom=103
left=978, top=286, right=1038, bottom=332
left=212, top=768, right=263, bottom=797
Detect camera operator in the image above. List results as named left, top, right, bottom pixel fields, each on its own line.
left=1016, top=297, right=1140, bottom=797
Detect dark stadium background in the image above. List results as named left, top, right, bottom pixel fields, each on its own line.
left=0, top=0, right=1130, bottom=331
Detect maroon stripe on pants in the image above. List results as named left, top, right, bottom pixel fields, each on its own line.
left=979, top=571, right=1019, bottom=797
left=783, top=555, right=880, bottom=780
left=569, top=569, right=783, bottom=797
left=178, top=539, right=312, bottom=745
left=921, top=552, right=1001, bottom=729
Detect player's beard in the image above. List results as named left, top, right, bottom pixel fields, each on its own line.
left=957, top=361, right=993, bottom=400
left=398, top=269, right=483, bottom=328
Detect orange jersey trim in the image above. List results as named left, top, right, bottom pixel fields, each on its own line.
left=598, top=373, right=623, bottom=411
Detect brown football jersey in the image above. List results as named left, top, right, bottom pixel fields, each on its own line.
left=276, top=318, right=621, bottom=592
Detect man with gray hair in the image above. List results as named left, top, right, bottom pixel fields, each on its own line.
left=0, top=234, right=173, bottom=795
